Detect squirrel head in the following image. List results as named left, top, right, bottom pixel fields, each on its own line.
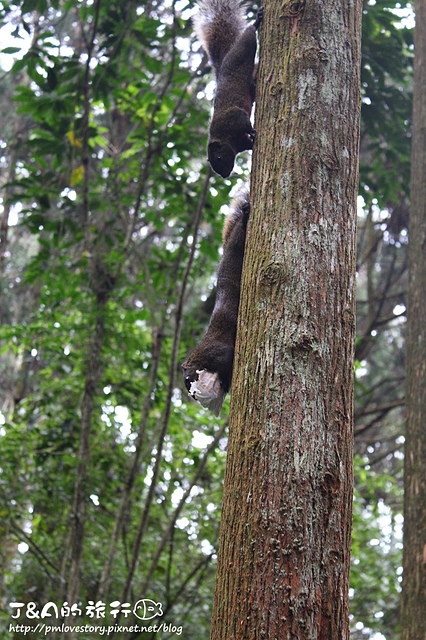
left=208, top=141, right=236, bottom=178
left=181, top=366, right=226, bottom=416
left=182, top=343, right=234, bottom=395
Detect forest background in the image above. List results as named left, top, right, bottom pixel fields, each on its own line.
left=0, top=0, right=412, bottom=638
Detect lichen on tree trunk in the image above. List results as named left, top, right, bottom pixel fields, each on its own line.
left=210, top=0, right=362, bottom=638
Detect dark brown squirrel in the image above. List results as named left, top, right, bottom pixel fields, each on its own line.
left=194, top=0, right=263, bottom=178
left=182, top=192, right=250, bottom=412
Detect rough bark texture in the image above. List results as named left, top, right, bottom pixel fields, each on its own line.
left=210, top=0, right=362, bottom=638
left=401, top=2, right=426, bottom=638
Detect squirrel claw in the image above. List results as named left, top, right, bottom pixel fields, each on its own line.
left=254, top=7, right=264, bottom=30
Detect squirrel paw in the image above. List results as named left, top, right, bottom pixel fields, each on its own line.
left=254, top=7, right=264, bottom=30
left=246, top=129, right=256, bottom=146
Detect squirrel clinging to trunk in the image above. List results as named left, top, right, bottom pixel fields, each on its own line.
left=193, top=0, right=263, bottom=178
left=182, top=192, right=250, bottom=415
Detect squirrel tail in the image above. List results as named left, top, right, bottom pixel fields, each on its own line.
left=193, top=0, right=247, bottom=75
left=222, top=189, right=250, bottom=247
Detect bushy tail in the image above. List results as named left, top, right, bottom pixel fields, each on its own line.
left=193, top=0, right=247, bottom=74
left=222, top=189, right=250, bottom=247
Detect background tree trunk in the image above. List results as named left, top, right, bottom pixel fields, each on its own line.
left=210, top=0, right=362, bottom=638
left=401, top=1, right=426, bottom=638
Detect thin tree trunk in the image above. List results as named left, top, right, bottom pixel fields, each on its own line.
left=401, top=1, right=426, bottom=637
left=117, top=170, right=210, bottom=613
left=96, top=324, right=164, bottom=602
left=65, top=303, right=106, bottom=609
left=210, top=0, right=362, bottom=637
left=138, top=421, right=227, bottom=595
left=62, top=3, right=105, bottom=618
left=98, top=171, right=211, bottom=602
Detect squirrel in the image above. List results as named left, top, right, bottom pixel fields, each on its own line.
left=193, top=0, right=263, bottom=178
left=182, top=191, right=250, bottom=414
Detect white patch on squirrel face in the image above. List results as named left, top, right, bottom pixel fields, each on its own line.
left=188, top=369, right=225, bottom=416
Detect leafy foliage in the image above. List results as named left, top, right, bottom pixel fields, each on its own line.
left=360, top=0, right=413, bottom=207
left=0, top=1, right=235, bottom=636
left=0, top=0, right=412, bottom=638
left=350, top=456, right=403, bottom=638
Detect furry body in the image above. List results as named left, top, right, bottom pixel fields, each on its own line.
left=193, top=0, right=261, bottom=177
left=182, top=192, right=250, bottom=403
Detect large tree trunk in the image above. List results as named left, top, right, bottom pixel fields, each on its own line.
left=401, top=2, right=426, bottom=638
left=210, top=0, right=362, bottom=638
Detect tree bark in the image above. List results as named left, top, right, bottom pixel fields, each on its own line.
left=401, top=1, right=426, bottom=638
left=210, top=0, right=362, bottom=638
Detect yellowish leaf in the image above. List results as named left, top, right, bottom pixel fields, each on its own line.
left=70, top=166, right=84, bottom=186
left=66, top=130, right=83, bottom=148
